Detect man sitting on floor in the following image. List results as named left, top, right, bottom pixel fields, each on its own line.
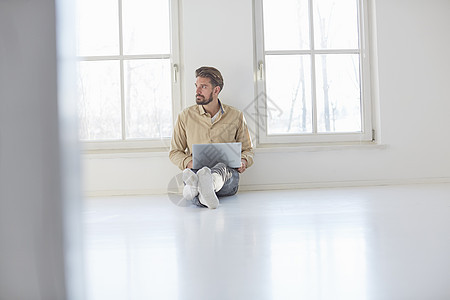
left=169, top=66, right=254, bottom=209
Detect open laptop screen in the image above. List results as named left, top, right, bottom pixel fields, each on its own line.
left=192, top=142, right=241, bottom=169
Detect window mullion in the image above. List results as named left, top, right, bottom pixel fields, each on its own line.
left=118, top=0, right=126, bottom=140
left=358, top=0, right=370, bottom=136
left=357, top=0, right=364, bottom=134
left=309, top=0, right=318, bottom=134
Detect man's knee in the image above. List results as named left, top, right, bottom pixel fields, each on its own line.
left=216, top=170, right=239, bottom=197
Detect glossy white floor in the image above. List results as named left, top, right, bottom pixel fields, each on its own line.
left=83, top=183, right=450, bottom=300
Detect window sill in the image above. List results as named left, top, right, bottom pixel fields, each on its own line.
left=81, top=140, right=170, bottom=156
left=255, top=141, right=387, bottom=153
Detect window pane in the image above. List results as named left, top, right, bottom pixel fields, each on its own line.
left=313, top=0, right=359, bottom=50
left=124, top=59, right=172, bottom=139
left=76, top=0, right=119, bottom=56
left=122, top=0, right=170, bottom=55
left=77, top=61, right=122, bottom=140
left=315, top=54, right=361, bottom=133
left=265, top=55, right=312, bottom=135
left=263, top=0, right=310, bottom=51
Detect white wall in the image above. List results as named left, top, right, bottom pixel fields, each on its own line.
left=84, top=0, right=450, bottom=196
left=0, top=0, right=82, bottom=299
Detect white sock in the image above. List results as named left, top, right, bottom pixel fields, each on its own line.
left=182, top=185, right=198, bottom=201
left=182, top=169, right=198, bottom=201
left=197, top=167, right=219, bottom=209
left=183, top=169, right=197, bottom=186
left=212, top=172, right=224, bottom=192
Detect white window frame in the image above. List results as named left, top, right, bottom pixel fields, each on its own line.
left=254, top=0, right=376, bottom=145
left=79, top=0, right=181, bottom=152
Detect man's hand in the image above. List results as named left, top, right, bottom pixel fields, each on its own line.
left=186, top=161, right=193, bottom=169
left=237, top=159, right=248, bottom=173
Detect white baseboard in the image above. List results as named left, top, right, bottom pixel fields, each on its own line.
left=84, top=177, right=450, bottom=197
left=238, top=177, right=450, bottom=192
left=84, top=189, right=168, bottom=198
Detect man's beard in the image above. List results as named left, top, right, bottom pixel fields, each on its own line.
left=196, top=93, right=213, bottom=105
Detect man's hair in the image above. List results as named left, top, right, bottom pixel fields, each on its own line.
left=195, top=66, right=224, bottom=93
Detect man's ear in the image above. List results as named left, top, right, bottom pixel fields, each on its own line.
left=214, top=85, right=221, bottom=95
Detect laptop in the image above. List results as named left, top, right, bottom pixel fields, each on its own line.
left=192, top=142, right=242, bottom=169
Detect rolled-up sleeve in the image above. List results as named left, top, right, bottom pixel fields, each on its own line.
left=236, top=112, right=254, bottom=168
left=169, top=113, right=192, bottom=170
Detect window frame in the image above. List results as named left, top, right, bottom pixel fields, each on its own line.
left=77, top=0, right=181, bottom=152
left=254, top=0, right=375, bottom=145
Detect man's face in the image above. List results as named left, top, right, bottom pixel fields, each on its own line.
left=195, top=77, right=216, bottom=105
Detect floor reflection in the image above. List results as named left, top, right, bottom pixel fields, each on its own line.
left=83, top=184, right=450, bottom=300
left=269, top=200, right=368, bottom=300
left=83, top=198, right=179, bottom=300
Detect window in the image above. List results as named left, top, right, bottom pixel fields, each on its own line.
left=76, top=0, right=180, bottom=149
left=254, top=0, right=375, bottom=144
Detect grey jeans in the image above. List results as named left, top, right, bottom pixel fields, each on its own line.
left=191, top=162, right=240, bottom=206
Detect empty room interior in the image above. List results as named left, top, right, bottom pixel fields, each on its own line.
left=1, top=0, right=450, bottom=299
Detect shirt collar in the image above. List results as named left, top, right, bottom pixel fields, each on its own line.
left=218, top=99, right=225, bottom=113
left=198, top=99, right=225, bottom=115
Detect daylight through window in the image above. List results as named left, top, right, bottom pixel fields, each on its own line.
left=255, top=0, right=374, bottom=144
left=76, top=0, right=176, bottom=142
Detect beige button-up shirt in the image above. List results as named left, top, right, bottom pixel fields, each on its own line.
left=169, top=102, right=254, bottom=170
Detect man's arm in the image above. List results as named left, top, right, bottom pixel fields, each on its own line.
left=236, top=112, right=254, bottom=169
left=169, top=114, right=192, bottom=170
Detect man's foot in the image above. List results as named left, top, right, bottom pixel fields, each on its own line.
left=197, top=167, right=219, bottom=209
left=182, top=169, right=198, bottom=201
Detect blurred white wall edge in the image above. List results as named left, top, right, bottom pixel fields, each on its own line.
left=56, top=0, right=86, bottom=299
left=0, top=0, right=84, bottom=299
